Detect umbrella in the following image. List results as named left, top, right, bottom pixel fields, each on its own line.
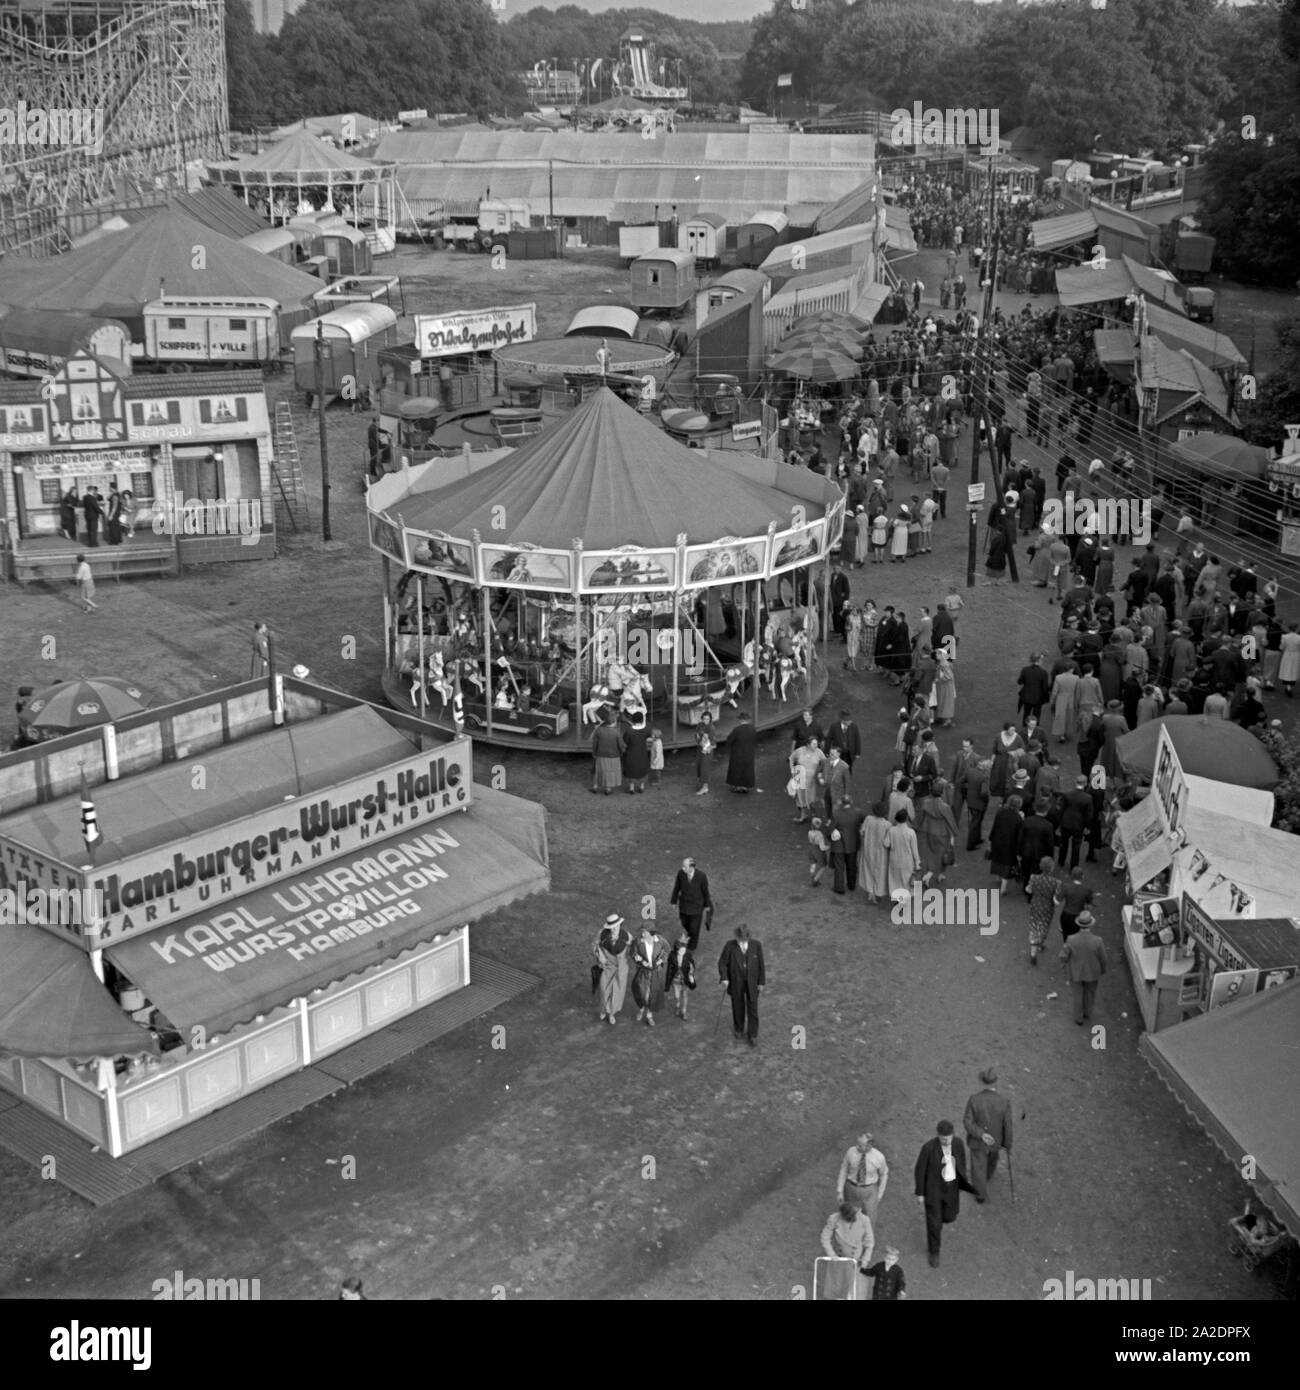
left=1115, top=714, right=1280, bottom=789
left=19, top=676, right=149, bottom=734
left=767, top=345, right=860, bottom=383
left=778, top=329, right=864, bottom=359
left=1169, top=434, right=1271, bottom=482
left=0, top=928, right=158, bottom=1059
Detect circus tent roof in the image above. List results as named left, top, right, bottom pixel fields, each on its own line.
left=398, top=387, right=831, bottom=550
left=0, top=205, right=325, bottom=318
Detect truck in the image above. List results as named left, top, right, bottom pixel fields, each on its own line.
left=439, top=199, right=530, bottom=253
left=1175, top=231, right=1215, bottom=284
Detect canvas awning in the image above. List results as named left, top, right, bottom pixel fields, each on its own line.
left=1114, top=714, right=1279, bottom=788
left=1140, top=979, right=1300, bottom=1240
left=1168, top=433, right=1269, bottom=482
left=104, top=787, right=548, bottom=1038
left=0, top=928, right=158, bottom=1059
left=1031, top=209, right=1096, bottom=252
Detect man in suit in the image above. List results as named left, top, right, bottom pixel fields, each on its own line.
left=826, top=709, right=862, bottom=770
left=822, top=745, right=852, bottom=819
left=790, top=708, right=825, bottom=755
left=669, top=857, right=712, bottom=952
left=1017, top=653, right=1051, bottom=725
left=913, top=1119, right=977, bottom=1267
left=1057, top=775, right=1094, bottom=871
left=82, top=487, right=103, bottom=547
left=961, top=757, right=992, bottom=851
left=948, top=738, right=980, bottom=827
left=830, top=562, right=852, bottom=640
left=1016, top=799, right=1056, bottom=888
left=831, top=796, right=865, bottom=892
left=962, top=1067, right=1013, bottom=1204
left=1061, top=910, right=1108, bottom=1025
left=718, top=923, right=764, bottom=1047
left=909, top=729, right=941, bottom=799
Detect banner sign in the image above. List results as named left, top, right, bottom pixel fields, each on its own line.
left=1152, top=724, right=1188, bottom=836
left=1119, top=793, right=1171, bottom=889
left=12, top=743, right=473, bottom=945
left=415, top=303, right=537, bottom=359
left=26, top=447, right=150, bottom=476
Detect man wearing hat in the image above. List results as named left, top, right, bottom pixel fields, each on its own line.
left=963, top=1069, right=1013, bottom=1204
left=1016, top=652, right=1051, bottom=726
left=914, top=1119, right=978, bottom=1268
left=1061, top=911, right=1108, bottom=1025
left=718, top=923, right=765, bottom=1047
left=1057, top=775, right=1095, bottom=871
left=836, top=1128, right=889, bottom=1225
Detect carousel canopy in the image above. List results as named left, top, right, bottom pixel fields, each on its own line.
left=397, top=386, right=828, bottom=550
left=207, top=130, right=393, bottom=184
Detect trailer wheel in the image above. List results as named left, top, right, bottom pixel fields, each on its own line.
left=533, top=725, right=554, bottom=740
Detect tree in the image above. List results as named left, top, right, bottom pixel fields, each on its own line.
left=1239, top=317, right=1300, bottom=447
left=224, top=0, right=283, bottom=129
left=1198, top=128, right=1300, bottom=288
left=826, top=0, right=983, bottom=112
left=1125, top=0, right=1230, bottom=145
left=740, top=0, right=849, bottom=109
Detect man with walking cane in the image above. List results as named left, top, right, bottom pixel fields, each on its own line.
left=717, top=923, right=764, bottom=1047
left=963, top=1066, right=1013, bottom=1204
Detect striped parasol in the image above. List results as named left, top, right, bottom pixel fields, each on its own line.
left=766, top=344, right=860, bottom=382
left=18, top=676, right=149, bottom=734
left=777, top=327, right=864, bottom=358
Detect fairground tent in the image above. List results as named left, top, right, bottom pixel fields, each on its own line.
left=1055, top=253, right=1185, bottom=312
left=1141, top=979, right=1300, bottom=1239
left=396, top=386, right=836, bottom=550
left=0, top=205, right=323, bottom=323
left=1115, top=714, right=1279, bottom=787
left=208, top=129, right=391, bottom=182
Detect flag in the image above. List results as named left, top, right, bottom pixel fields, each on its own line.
left=80, top=768, right=102, bottom=860
left=777, top=73, right=793, bottom=89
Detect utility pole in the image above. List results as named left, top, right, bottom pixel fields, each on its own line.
left=314, top=319, right=332, bottom=542
left=967, top=154, right=1001, bottom=587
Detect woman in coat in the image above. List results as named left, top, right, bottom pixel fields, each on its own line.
left=860, top=600, right=880, bottom=670
left=984, top=520, right=1008, bottom=584
left=591, top=715, right=626, bottom=794
left=931, top=648, right=956, bottom=725
left=594, top=912, right=633, bottom=1024
left=790, top=735, right=825, bottom=824
left=725, top=710, right=758, bottom=791
left=890, top=509, right=910, bottom=563
left=988, top=795, right=1025, bottom=894
left=694, top=713, right=715, bottom=794
left=1049, top=664, right=1080, bottom=742
left=630, top=924, right=668, bottom=1027
left=916, top=782, right=959, bottom=883
left=884, top=808, right=921, bottom=896
left=621, top=717, right=651, bottom=793
left=1098, top=700, right=1129, bottom=778
left=859, top=802, right=891, bottom=904
left=988, top=724, right=1025, bottom=800
left=886, top=613, right=911, bottom=687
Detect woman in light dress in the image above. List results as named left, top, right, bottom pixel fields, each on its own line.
left=884, top=807, right=921, bottom=896
left=890, top=510, right=910, bottom=563
left=1279, top=621, right=1300, bottom=696
left=859, top=802, right=892, bottom=904
left=790, top=735, right=825, bottom=824
left=932, top=648, right=956, bottom=725
left=845, top=605, right=863, bottom=671
left=854, top=506, right=871, bottom=566
left=860, top=600, right=880, bottom=671
left=871, top=512, right=889, bottom=564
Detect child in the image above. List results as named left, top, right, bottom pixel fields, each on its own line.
left=649, top=728, right=664, bottom=786
left=808, top=817, right=829, bottom=888
left=863, top=1247, right=907, bottom=1300
left=694, top=714, right=714, bottom=795
left=943, top=581, right=965, bottom=622
left=665, top=936, right=696, bottom=1020
left=871, top=511, right=888, bottom=564
left=73, top=553, right=97, bottom=612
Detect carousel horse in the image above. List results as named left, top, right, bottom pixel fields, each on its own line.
left=742, top=638, right=756, bottom=671
left=791, top=628, right=809, bottom=676
left=582, top=683, right=613, bottom=725
left=399, top=656, right=421, bottom=706
left=427, top=651, right=454, bottom=708
left=777, top=656, right=796, bottom=704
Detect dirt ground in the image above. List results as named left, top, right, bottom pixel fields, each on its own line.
left=0, top=244, right=1292, bottom=1302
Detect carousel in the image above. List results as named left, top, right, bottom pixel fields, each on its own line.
left=365, top=386, right=844, bottom=750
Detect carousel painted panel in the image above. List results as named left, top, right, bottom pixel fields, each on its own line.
left=825, top=495, right=847, bottom=551
left=683, top=535, right=771, bottom=590
left=768, top=517, right=828, bottom=575
left=478, top=542, right=574, bottom=591
left=579, top=546, right=678, bottom=593
left=402, top=528, right=476, bottom=583
left=367, top=509, right=406, bottom=564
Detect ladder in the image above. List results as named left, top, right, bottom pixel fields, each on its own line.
left=271, top=400, right=309, bottom=532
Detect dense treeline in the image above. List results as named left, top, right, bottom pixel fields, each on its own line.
left=223, top=0, right=1300, bottom=284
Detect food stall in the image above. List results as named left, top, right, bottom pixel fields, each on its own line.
left=1, top=350, right=276, bottom=581
left=1114, top=724, right=1293, bottom=1032
left=1266, top=433, right=1300, bottom=558
left=0, top=678, right=548, bottom=1161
